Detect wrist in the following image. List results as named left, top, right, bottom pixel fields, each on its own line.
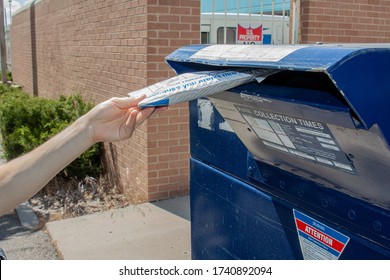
left=76, top=114, right=96, bottom=146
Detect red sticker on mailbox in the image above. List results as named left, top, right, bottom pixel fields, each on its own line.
left=293, top=209, right=350, bottom=260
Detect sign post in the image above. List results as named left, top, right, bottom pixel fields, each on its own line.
left=0, top=0, right=8, bottom=84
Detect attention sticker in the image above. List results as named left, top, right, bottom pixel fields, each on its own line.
left=293, top=209, right=350, bottom=260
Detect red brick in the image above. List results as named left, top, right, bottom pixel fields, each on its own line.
left=159, top=169, right=180, bottom=177
left=159, top=154, right=179, bottom=162
left=158, top=184, right=179, bottom=192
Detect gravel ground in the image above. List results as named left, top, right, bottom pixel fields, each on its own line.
left=0, top=210, right=60, bottom=260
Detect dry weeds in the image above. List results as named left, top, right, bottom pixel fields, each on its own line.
left=30, top=175, right=130, bottom=222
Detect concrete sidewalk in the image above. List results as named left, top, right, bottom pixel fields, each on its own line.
left=45, top=196, right=191, bottom=260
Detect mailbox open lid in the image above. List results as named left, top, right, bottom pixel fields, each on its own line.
left=166, top=44, right=390, bottom=210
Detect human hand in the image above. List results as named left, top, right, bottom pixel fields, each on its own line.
left=85, top=95, right=166, bottom=143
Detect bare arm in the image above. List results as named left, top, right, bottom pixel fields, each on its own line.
left=0, top=95, right=160, bottom=216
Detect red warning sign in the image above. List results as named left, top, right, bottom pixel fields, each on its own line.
left=237, top=24, right=262, bottom=45
left=294, top=209, right=350, bottom=260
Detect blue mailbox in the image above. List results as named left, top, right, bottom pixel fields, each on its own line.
left=166, top=44, right=390, bottom=259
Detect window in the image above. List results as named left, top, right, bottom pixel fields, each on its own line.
left=201, top=32, right=210, bottom=44
left=217, top=27, right=236, bottom=44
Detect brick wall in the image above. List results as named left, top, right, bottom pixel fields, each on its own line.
left=11, top=0, right=200, bottom=202
left=296, top=0, right=390, bottom=43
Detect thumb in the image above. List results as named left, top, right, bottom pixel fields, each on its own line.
left=110, top=95, right=146, bottom=109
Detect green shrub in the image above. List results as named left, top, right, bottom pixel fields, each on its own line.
left=0, top=89, right=102, bottom=180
